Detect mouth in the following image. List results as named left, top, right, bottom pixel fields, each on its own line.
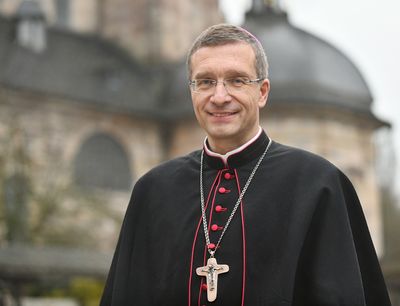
left=209, top=112, right=237, bottom=117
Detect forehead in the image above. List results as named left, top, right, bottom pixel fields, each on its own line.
left=190, top=43, right=257, bottom=78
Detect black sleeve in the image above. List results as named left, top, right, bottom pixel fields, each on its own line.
left=99, top=188, right=141, bottom=306
left=99, top=234, right=121, bottom=306
left=292, top=170, right=391, bottom=306
left=99, top=211, right=135, bottom=306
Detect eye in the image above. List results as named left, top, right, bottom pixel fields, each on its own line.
left=196, top=79, right=215, bottom=88
left=227, top=77, right=249, bottom=87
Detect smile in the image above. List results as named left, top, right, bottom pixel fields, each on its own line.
left=209, top=112, right=237, bottom=117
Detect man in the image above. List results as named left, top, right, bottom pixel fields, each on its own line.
left=100, top=24, right=391, bottom=305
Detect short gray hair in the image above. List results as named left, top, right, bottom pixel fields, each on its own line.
left=187, top=24, right=269, bottom=79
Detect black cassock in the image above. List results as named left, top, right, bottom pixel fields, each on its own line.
left=100, top=131, right=391, bottom=306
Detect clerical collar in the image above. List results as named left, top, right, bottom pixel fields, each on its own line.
left=203, top=128, right=270, bottom=169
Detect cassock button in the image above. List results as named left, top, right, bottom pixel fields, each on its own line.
left=215, top=205, right=226, bottom=212
left=201, top=284, right=207, bottom=291
left=211, top=224, right=221, bottom=231
left=207, top=243, right=216, bottom=250
left=224, top=172, right=233, bottom=180
left=218, top=187, right=226, bottom=194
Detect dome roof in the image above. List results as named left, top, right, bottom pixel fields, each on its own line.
left=243, top=7, right=373, bottom=113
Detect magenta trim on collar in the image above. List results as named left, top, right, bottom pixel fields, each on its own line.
left=203, top=127, right=262, bottom=166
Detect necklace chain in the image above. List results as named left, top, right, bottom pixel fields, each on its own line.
left=199, top=137, right=272, bottom=257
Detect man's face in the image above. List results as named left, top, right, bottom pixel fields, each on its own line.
left=190, top=43, right=270, bottom=153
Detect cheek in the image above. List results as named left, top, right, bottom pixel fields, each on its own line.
left=192, top=95, right=209, bottom=111
left=191, top=95, right=200, bottom=110
left=244, top=95, right=261, bottom=112
left=192, top=98, right=205, bottom=121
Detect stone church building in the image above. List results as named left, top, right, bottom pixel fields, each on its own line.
left=0, top=0, right=394, bottom=300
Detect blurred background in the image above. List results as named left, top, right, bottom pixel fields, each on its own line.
left=0, top=0, right=399, bottom=305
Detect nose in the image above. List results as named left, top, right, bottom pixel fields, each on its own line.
left=210, top=81, right=232, bottom=104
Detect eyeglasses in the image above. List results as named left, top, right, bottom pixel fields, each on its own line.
left=189, top=77, right=264, bottom=94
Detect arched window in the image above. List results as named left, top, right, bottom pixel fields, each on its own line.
left=74, top=133, right=132, bottom=191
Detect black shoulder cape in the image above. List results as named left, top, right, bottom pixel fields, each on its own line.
left=100, top=131, right=391, bottom=306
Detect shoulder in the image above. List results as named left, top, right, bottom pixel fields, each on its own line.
left=122, top=150, right=201, bottom=215
left=266, top=141, right=355, bottom=190
left=268, top=141, right=361, bottom=209
left=269, top=141, right=338, bottom=173
left=134, top=150, right=201, bottom=188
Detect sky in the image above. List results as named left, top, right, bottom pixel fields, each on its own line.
left=219, top=0, right=400, bottom=196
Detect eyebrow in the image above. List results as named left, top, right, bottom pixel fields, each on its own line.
left=193, top=69, right=252, bottom=79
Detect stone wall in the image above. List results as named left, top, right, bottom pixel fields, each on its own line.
left=0, top=85, right=164, bottom=250
left=1, top=0, right=223, bottom=62
left=100, top=0, right=223, bottom=63
left=0, top=0, right=98, bottom=32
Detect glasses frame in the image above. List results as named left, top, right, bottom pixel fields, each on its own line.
left=189, top=77, right=264, bottom=94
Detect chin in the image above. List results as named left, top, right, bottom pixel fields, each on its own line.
left=207, top=127, right=238, bottom=140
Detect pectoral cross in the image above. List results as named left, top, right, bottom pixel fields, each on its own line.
left=196, top=257, right=229, bottom=302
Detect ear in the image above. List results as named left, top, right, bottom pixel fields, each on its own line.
left=258, top=78, right=270, bottom=108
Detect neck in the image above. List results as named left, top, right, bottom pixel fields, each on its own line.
left=208, top=141, right=240, bottom=155
left=206, top=127, right=262, bottom=155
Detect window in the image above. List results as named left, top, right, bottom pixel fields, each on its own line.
left=74, top=133, right=133, bottom=191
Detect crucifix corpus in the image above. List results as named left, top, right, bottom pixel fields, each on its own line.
left=196, top=257, right=229, bottom=302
